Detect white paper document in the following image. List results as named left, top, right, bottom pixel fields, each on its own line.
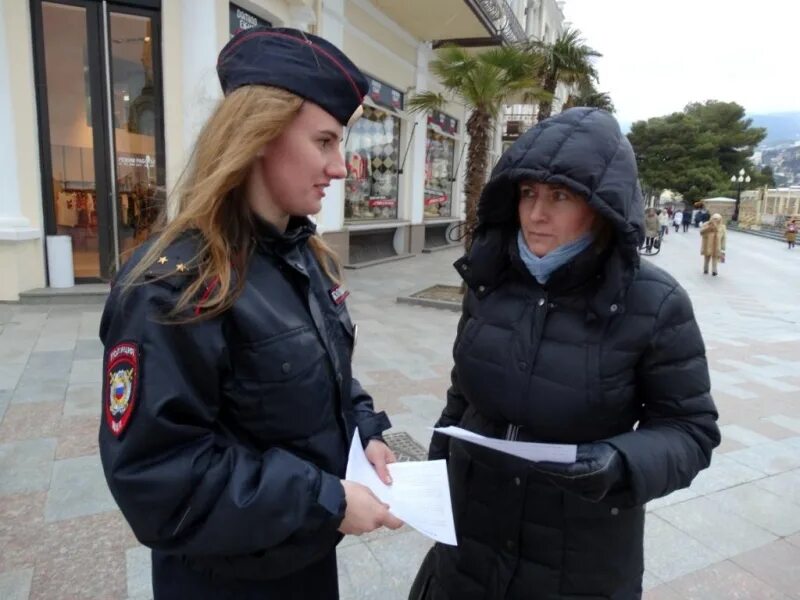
left=345, top=429, right=457, bottom=546
left=433, top=426, right=577, bottom=464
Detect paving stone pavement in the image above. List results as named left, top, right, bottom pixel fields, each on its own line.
left=1, top=228, right=799, bottom=599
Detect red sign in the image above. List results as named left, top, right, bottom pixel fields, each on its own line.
left=368, top=198, right=397, bottom=208
left=425, top=194, right=449, bottom=206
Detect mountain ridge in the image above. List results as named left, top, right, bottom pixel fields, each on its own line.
left=749, top=112, right=800, bottom=147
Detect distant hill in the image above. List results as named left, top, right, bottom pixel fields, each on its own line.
left=749, top=112, right=800, bottom=147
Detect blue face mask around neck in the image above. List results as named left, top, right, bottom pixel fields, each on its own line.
left=516, top=229, right=595, bottom=285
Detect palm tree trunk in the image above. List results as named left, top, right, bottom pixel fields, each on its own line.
left=537, top=75, right=558, bottom=122
left=463, top=109, right=492, bottom=252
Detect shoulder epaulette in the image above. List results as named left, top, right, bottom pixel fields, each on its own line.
left=144, top=233, right=203, bottom=289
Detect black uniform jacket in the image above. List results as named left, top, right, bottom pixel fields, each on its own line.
left=99, top=216, right=389, bottom=582
left=417, top=109, right=720, bottom=599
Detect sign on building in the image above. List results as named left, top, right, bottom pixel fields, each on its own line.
left=229, top=3, right=271, bottom=37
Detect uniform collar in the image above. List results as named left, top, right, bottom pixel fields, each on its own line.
left=253, top=214, right=316, bottom=253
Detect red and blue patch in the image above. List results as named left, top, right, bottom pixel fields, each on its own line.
left=104, top=342, right=140, bottom=437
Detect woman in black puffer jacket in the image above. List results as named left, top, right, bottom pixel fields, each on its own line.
left=410, top=108, right=720, bottom=600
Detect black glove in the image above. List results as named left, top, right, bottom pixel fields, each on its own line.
left=532, top=442, right=626, bottom=502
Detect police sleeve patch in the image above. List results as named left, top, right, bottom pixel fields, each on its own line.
left=104, top=342, right=140, bottom=437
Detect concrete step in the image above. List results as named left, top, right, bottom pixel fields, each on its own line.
left=16, top=283, right=110, bottom=305
left=728, top=225, right=787, bottom=241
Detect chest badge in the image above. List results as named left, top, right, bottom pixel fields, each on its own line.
left=104, top=342, right=140, bottom=437
left=329, top=284, right=350, bottom=306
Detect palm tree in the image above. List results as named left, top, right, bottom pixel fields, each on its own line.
left=408, top=45, right=547, bottom=250
left=563, top=81, right=615, bottom=113
left=529, top=28, right=601, bottom=122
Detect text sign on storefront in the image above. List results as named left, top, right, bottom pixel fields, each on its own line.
left=427, top=110, right=458, bottom=136
left=367, top=76, right=404, bottom=111
left=229, top=3, right=271, bottom=37
left=117, top=154, right=155, bottom=169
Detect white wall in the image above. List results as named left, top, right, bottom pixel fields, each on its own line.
left=0, top=0, right=46, bottom=299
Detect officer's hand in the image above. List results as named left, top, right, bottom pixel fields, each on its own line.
left=364, top=439, right=396, bottom=485
left=338, top=480, right=404, bottom=535
left=531, top=442, right=626, bottom=502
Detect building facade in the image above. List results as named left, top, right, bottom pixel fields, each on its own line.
left=500, top=0, right=567, bottom=155
left=738, top=187, right=800, bottom=230
left=0, top=0, right=550, bottom=300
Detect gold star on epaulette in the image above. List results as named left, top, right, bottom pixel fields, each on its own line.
left=157, top=256, right=168, bottom=265
left=176, top=263, right=187, bottom=272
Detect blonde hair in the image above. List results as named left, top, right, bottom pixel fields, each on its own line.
left=123, top=86, right=342, bottom=321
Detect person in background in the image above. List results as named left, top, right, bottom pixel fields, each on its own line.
left=410, top=108, right=719, bottom=599
left=682, top=207, right=692, bottom=232
left=700, top=213, right=727, bottom=276
left=658, top=208, right=670, bottom=238
left=98, top=27, right=402, bottom=599
left=644, top=207, right=659, bottom=252
left=785, top=218, right=797, bottom=249
left=673, top=209, right=683, bottom=233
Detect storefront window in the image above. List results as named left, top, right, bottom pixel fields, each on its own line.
left=424, top=111, right=459, bottom=219
left=345, top=105, right=401, bottom=221
left=424, top=131, right=455, bottom=218
left=109, top=11, right=162, bottom=258
left=42, top=2, right=99, bottom=278
left=35, top=0, right=165, bottom=280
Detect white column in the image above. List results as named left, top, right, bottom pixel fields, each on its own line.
left=181, top=0, right=224, bottom=157
left=454, top=124, right=468, bottom=220
left=0, top=0, right=38, bottom=239
left=409, top=43, right=432, bottom=225
left=315, top=0, right=346, bottom=233
left=526, top=1, right=538, bottom=37
left=493, top=114, right=504, bottom=169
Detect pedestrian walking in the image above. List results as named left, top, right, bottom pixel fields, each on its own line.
left=673, top=209, right=683, bottom=232
left=700, top=213, right=727, bottom=276
left=410, top=108, right=720, bottom=599
left=682, top=208, right=692, bottom=232
left=644, top=207, right=659, bottom=252
left=658, top=208, right=669, bottom=238
left=785, top=219, right=797, bottom=249
left=98, top=27, right=402, bottom=600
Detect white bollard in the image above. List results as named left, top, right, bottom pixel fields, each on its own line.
left=46, top=235, right=75, bottom=288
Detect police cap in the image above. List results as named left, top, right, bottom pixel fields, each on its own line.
left=217, top=27, right=368, bottom=126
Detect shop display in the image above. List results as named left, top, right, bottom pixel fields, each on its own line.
left=424, top=129, right=456, bottom=219
left=345, top=105, right=401, bottom=221
left=54, top=188, right=98, bottom=254
left=119, top=183, right=159, bottom=241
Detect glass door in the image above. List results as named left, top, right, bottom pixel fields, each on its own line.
left=33, top=0, right=164, bottom=282
left=38, top=1, right=106, bottom=279
left=107, top=5, right=165, bottom=265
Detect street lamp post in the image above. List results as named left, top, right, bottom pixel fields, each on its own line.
left=731, top=168, right=751, bottom=223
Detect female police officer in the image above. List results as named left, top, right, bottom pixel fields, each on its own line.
left=99, top=27, right=402, bottom=599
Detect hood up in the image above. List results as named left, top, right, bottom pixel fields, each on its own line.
left=477, top=107, right=644, bottom=254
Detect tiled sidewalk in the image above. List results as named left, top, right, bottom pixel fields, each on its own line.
left=1, top=229, right=799, bottom=599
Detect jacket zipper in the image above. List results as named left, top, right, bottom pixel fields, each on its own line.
left=507, top=293, right=550, bottom=442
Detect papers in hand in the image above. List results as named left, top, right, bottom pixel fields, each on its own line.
left=345, top=429, right=457, bottom=546
left=433, top=426, right=577, bottom=464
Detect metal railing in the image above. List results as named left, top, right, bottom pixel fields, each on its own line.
left=497, top=1, right=527, bottom=43
left=474, top=0, right=528, bottom=44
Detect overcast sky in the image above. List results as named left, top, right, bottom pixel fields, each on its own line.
left=561, top=0, right=800, bottom=130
